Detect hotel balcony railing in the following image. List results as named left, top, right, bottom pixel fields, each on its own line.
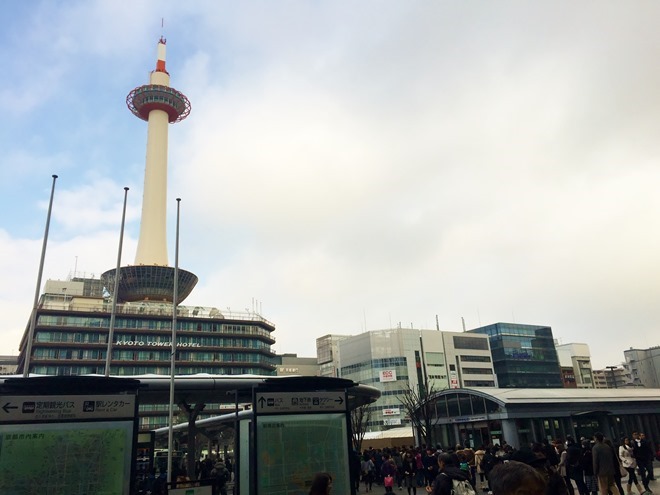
left=39, top=294, right=275, bottom=327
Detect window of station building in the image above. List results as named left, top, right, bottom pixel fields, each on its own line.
left=464, top=380, right=496, bottom=387
left=460, top=355, right=491, bottom=363
left=447, top=394, right=460, bottom=416
left=458, top=395, right=472, bottom=416
left=462, top=367, right=494, bottom=375
left=453, top=336, right=489, bottom=350
left=470, top=395, right=486, bottom=414
left=425, top=352, right=445, bottom=366
left=485, top=398, right=500, bottom=413
left=435, top=396, right=448, bottom=418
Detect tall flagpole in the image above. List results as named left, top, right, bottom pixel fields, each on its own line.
left=23, top=174, right=58, bottom=377
left=105, top=187, right=129, bottom=376
left=167, top=197, right=181, bottom=484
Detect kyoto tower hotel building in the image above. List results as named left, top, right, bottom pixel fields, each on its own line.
left=17, top=39, right=277, bottom=428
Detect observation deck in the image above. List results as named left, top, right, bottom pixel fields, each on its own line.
left=126, top=84, right=191, bottom=123
left=101, top=265, right=198, bottom=304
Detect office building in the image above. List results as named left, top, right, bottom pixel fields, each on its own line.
left=328, top=328, right=495, bottom=431
left=467, top=323, right=563, bottom=388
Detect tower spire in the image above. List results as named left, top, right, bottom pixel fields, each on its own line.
left=156, top=36, right=167, bottom=73
left=102, top=38, right=196, bottom=304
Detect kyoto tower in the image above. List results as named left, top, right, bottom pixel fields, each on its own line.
left=101, top=37, right=198, bottom=303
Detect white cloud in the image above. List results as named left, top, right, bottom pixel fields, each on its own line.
left=2, top=1, right=660, bottom=371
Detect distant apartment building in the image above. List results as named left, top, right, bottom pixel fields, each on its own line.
left=592, top=367, right=631, bottom=389
left=467, top=323, right=563, bottom=388
left=274, top=353, right=320, bottom=376
left=556, top=343, right=594, bottom=388
left=321, top=328, right=495, bottom=431
left=623, top=347, right=660, bottom=388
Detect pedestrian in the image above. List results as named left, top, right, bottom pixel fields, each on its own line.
left=403, top=451, right=418, bottom=495
left=210, top=459, right=230, bottom=495
left=557, top=441, right=575, bottom=495
left=488, top=461, right=547, bottom=495
left=309, top=472, right=333, bottom=495
left=566, top=436, right=589, bottom=495
left=620, top=436, right=645, bottom=495
left=604, top=438, right=625, bottom=495
left=632, top=432, right=653, bottom=493
left=592, top=432, right=620, bottom=495
left=361, top=453, right=375, bottom=492
left=425, top=453, right=474, bottom=495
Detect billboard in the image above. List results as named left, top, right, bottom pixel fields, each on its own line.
left=379, top=370, right=397, bottom=382
left=382, top=408, right=400, bottom=416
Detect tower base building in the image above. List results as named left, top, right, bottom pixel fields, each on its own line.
left=17, top=277, right=276, bottom=429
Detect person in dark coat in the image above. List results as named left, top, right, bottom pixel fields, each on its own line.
left=426, top=453, right=471, bottom=495
left=510, top=448, right=569, bottom=495
left=565, top=436, right=589, bottom=495
left=488, top=461, right=547, bottom=495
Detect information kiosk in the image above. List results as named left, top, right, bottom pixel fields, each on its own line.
left=251, top=377, right=355, bottom=495
left=0, top=376, right=139, bottom=495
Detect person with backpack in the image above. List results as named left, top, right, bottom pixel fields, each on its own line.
left=210, top=459, right=229, bottom=495
left=361, top=453, right=376, bottom=492
left=426, top=453, right=475, bottom=495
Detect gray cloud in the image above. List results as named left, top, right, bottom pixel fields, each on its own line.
left=2, top=1, right=660, bottom=369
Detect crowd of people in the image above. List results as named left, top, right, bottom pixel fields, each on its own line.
left=351, top=430, right=658, bottom=495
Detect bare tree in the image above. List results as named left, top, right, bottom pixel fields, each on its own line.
left=398, top=381, right=440, bottom=447
left=351, top=403, right=372, bottom=452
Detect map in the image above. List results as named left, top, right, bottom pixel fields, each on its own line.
left=0, top=421, right=133, bottom=495
left=257, top=413, right=350, bottom=495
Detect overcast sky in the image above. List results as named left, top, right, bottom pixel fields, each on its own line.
left=1, top=1, right=659, bottom=369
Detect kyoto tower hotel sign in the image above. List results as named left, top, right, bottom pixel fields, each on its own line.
left=101, top=38, right=197, bottom=303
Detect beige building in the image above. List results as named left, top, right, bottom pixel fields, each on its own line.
left=274, top=353, right=320, bottom=376
left=556, top=343, right=594, bottom=388
left=318, top=328, right=495, bottom=431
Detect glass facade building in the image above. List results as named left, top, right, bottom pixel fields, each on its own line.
left=468, top=323, right=563, bottom=388
left=17, top=279, right=277, bottom=429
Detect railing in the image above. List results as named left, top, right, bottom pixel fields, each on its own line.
left=39, top=295, right=275, bottom=327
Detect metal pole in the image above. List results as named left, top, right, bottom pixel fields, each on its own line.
left=105, top=187, right=129, bottom=377
left=606, top=365, right=618, bottom=388
left=23, top=174, right=58, bottom=377
left=167, top=198, right=182, bottom=484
